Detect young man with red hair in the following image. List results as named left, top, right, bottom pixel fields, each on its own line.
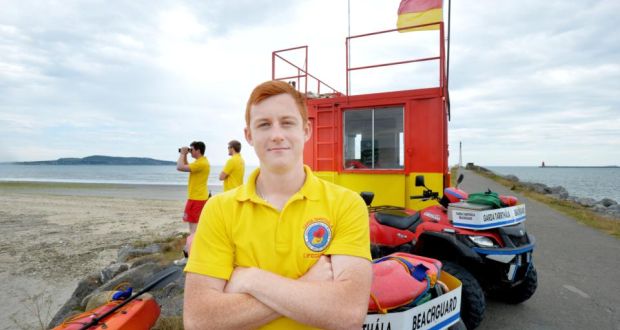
left=183, top=80, right=372, bottom=329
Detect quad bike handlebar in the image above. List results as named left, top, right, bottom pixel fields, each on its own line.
left=410, top=189, right=439, bottom=200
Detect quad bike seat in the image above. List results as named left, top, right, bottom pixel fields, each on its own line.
left=375, top=210, right=420, bottom=230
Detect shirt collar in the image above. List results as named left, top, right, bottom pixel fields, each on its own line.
left=235, top=165, right=321, bottom=202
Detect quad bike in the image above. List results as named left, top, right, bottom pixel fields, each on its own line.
left=361, top=174, right=537, bottom=329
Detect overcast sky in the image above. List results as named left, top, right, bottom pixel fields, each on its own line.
left=1, top=0, right=618, bottom=166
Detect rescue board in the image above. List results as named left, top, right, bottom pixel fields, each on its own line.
left=52, top=293, right=160, bottom=330
left=364, top=271, right=462, bottom=330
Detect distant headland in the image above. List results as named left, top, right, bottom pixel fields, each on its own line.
left=12, top=155, right=175, bottom=165
left=539, top=166, right=618, bottom=168
left=539, top=161, right=618, bottom=168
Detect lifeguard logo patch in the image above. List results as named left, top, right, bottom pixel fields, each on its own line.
left=304, top=220, right=332, bottom=252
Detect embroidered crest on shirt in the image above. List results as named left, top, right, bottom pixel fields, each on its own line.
left=303, top=220, right=332, bottom=252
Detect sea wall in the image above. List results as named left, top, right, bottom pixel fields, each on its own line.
left=465, top=163, right=620, bottom=219
left=501, top=175, right=620, bottom=218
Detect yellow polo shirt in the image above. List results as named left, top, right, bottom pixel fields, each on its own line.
left=222, top=153, right=245, bottom=191
left=185, top=165, right=371, bottom=329
left=187, top=156, right=209, bottom=200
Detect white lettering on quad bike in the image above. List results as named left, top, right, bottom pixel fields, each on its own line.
left=424, top=212, right=441, bottom=221
left=456, top=211, right=475, bottom=221
left=497, top=210, right=510, bottom=219
left=482, top=213, right=495, bottom=222
left=411, top=297, right=458, bottom=330
left=514, top=206, right=525, bottom=217
left=362, top=318, right=391, bottom=330
left=483, top=210, right=510, bottom=222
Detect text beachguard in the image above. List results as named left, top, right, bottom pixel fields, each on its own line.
left=361, top=295, right=459, bottom=330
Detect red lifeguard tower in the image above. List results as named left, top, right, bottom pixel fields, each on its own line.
left=272, top=21, right=450, bottom=210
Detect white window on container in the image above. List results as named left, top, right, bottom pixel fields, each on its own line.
left=343, top=106, right=404, bottom=170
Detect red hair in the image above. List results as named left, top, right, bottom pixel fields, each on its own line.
left=245, top=80, right=307, bottom=126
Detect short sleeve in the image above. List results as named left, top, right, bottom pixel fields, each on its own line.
left=184, top=196, right=235, bottom=279
left=222, top=157, right=234, bottom=174
left=188, top=160, right=205, bottom=173
left=324, top=191, right=371, bottom=260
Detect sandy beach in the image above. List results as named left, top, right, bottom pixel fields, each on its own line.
left=0, top=182, right=205, bottom=329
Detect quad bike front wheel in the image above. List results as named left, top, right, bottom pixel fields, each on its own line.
left=499, top=265, right=538, bottom=304
left=442, top=262, right=485, bottom=330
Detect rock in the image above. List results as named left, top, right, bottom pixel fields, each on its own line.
left=81, top=262, right=166, bottom=308
left=159, top=294, right=185, bottom=318
left=154, top=279, right=186, bottom=317
left=523, top=182, right=551, bottom=194
left=549, top=186, right=569, bottom=199
left=576, top=197, right=597, bottom=207
left=599, top=198, right=618, bottom=207
left=48, top=272, right=102, bottom=328
left=85, top=291, right=116, bottom=311
left=591, top=204, right=607, bottom=213
left=130, top=255, right=165, bottom=268
left=100, top=262, right=129, bottom=283
left=49, top=237, right=187, bottom=330
left=604, top=204, right=620, bottom=218
left=117, top=243, right=163, bottom=262
left=503, top=175, right=520, bottom=182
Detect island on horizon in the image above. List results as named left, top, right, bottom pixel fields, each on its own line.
left=11, top=155, right=175, bottom=166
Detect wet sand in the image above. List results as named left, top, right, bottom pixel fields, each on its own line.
left=0, top=182, right=218, bottom=329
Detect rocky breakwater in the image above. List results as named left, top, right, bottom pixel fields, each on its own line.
left=500, top=175, right=620, bottom=219
left=464, top=163, right=620, bottom=220
left=48, top=237, right=187, bottom=329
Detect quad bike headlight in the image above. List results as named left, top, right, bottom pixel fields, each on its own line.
left=468, top=235, right=496, bottom=248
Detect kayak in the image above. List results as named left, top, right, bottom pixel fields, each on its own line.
left=52, top=293, right=160, bottom=330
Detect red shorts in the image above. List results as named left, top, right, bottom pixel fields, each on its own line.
left=183, top=199, right=207, bottom=223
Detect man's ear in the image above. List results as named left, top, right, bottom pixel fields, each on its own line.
left=244, top=127, right=253, bottom=146
left=304, top=120, right=312, bottom=143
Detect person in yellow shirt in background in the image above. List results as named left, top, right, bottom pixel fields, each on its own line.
left=184, top=81, right=372, bottom=330
left=176, top=141, right=210, bottom=266
left=219, top=139, right=245, bottom=191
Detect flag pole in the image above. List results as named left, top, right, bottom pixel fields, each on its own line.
left=347, top=0, right=351, bottom=95
left=446, top=0, right=451, bottom=90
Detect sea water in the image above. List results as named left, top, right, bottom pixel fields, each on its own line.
left=0, top=164, right=257, bottom=188
left=487, top=166, right=620, bottom=203
left=1, top=164, right=617, bottom=203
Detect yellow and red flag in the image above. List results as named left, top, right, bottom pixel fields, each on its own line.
left=397, top=0, right=443, bottom=32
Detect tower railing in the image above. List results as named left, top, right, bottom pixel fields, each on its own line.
left=272, top=46, right=343, bottom=98
left=346, top=21, right=446, bottom=96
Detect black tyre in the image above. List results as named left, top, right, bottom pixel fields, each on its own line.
left=500, top=265, right=538, bottom=304
left=442, top=262, right=485, bottom=330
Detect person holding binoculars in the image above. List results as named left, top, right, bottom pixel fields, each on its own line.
left=176, top=141, right=210, bottom=266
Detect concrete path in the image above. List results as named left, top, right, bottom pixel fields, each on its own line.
left=458, top=169, right=620, bottom=330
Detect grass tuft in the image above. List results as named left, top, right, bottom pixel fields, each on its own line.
left=10, top=291, right=53, bottom=330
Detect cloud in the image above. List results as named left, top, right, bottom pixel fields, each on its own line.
left=0, top=0, right=617, bottom=167
left=447, top=0, right=619, bottom=166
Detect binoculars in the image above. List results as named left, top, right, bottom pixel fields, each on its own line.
left=178, top=147, right=188, bottom=153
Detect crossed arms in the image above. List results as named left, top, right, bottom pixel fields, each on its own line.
left=184, top=254, right=372, bottom=330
